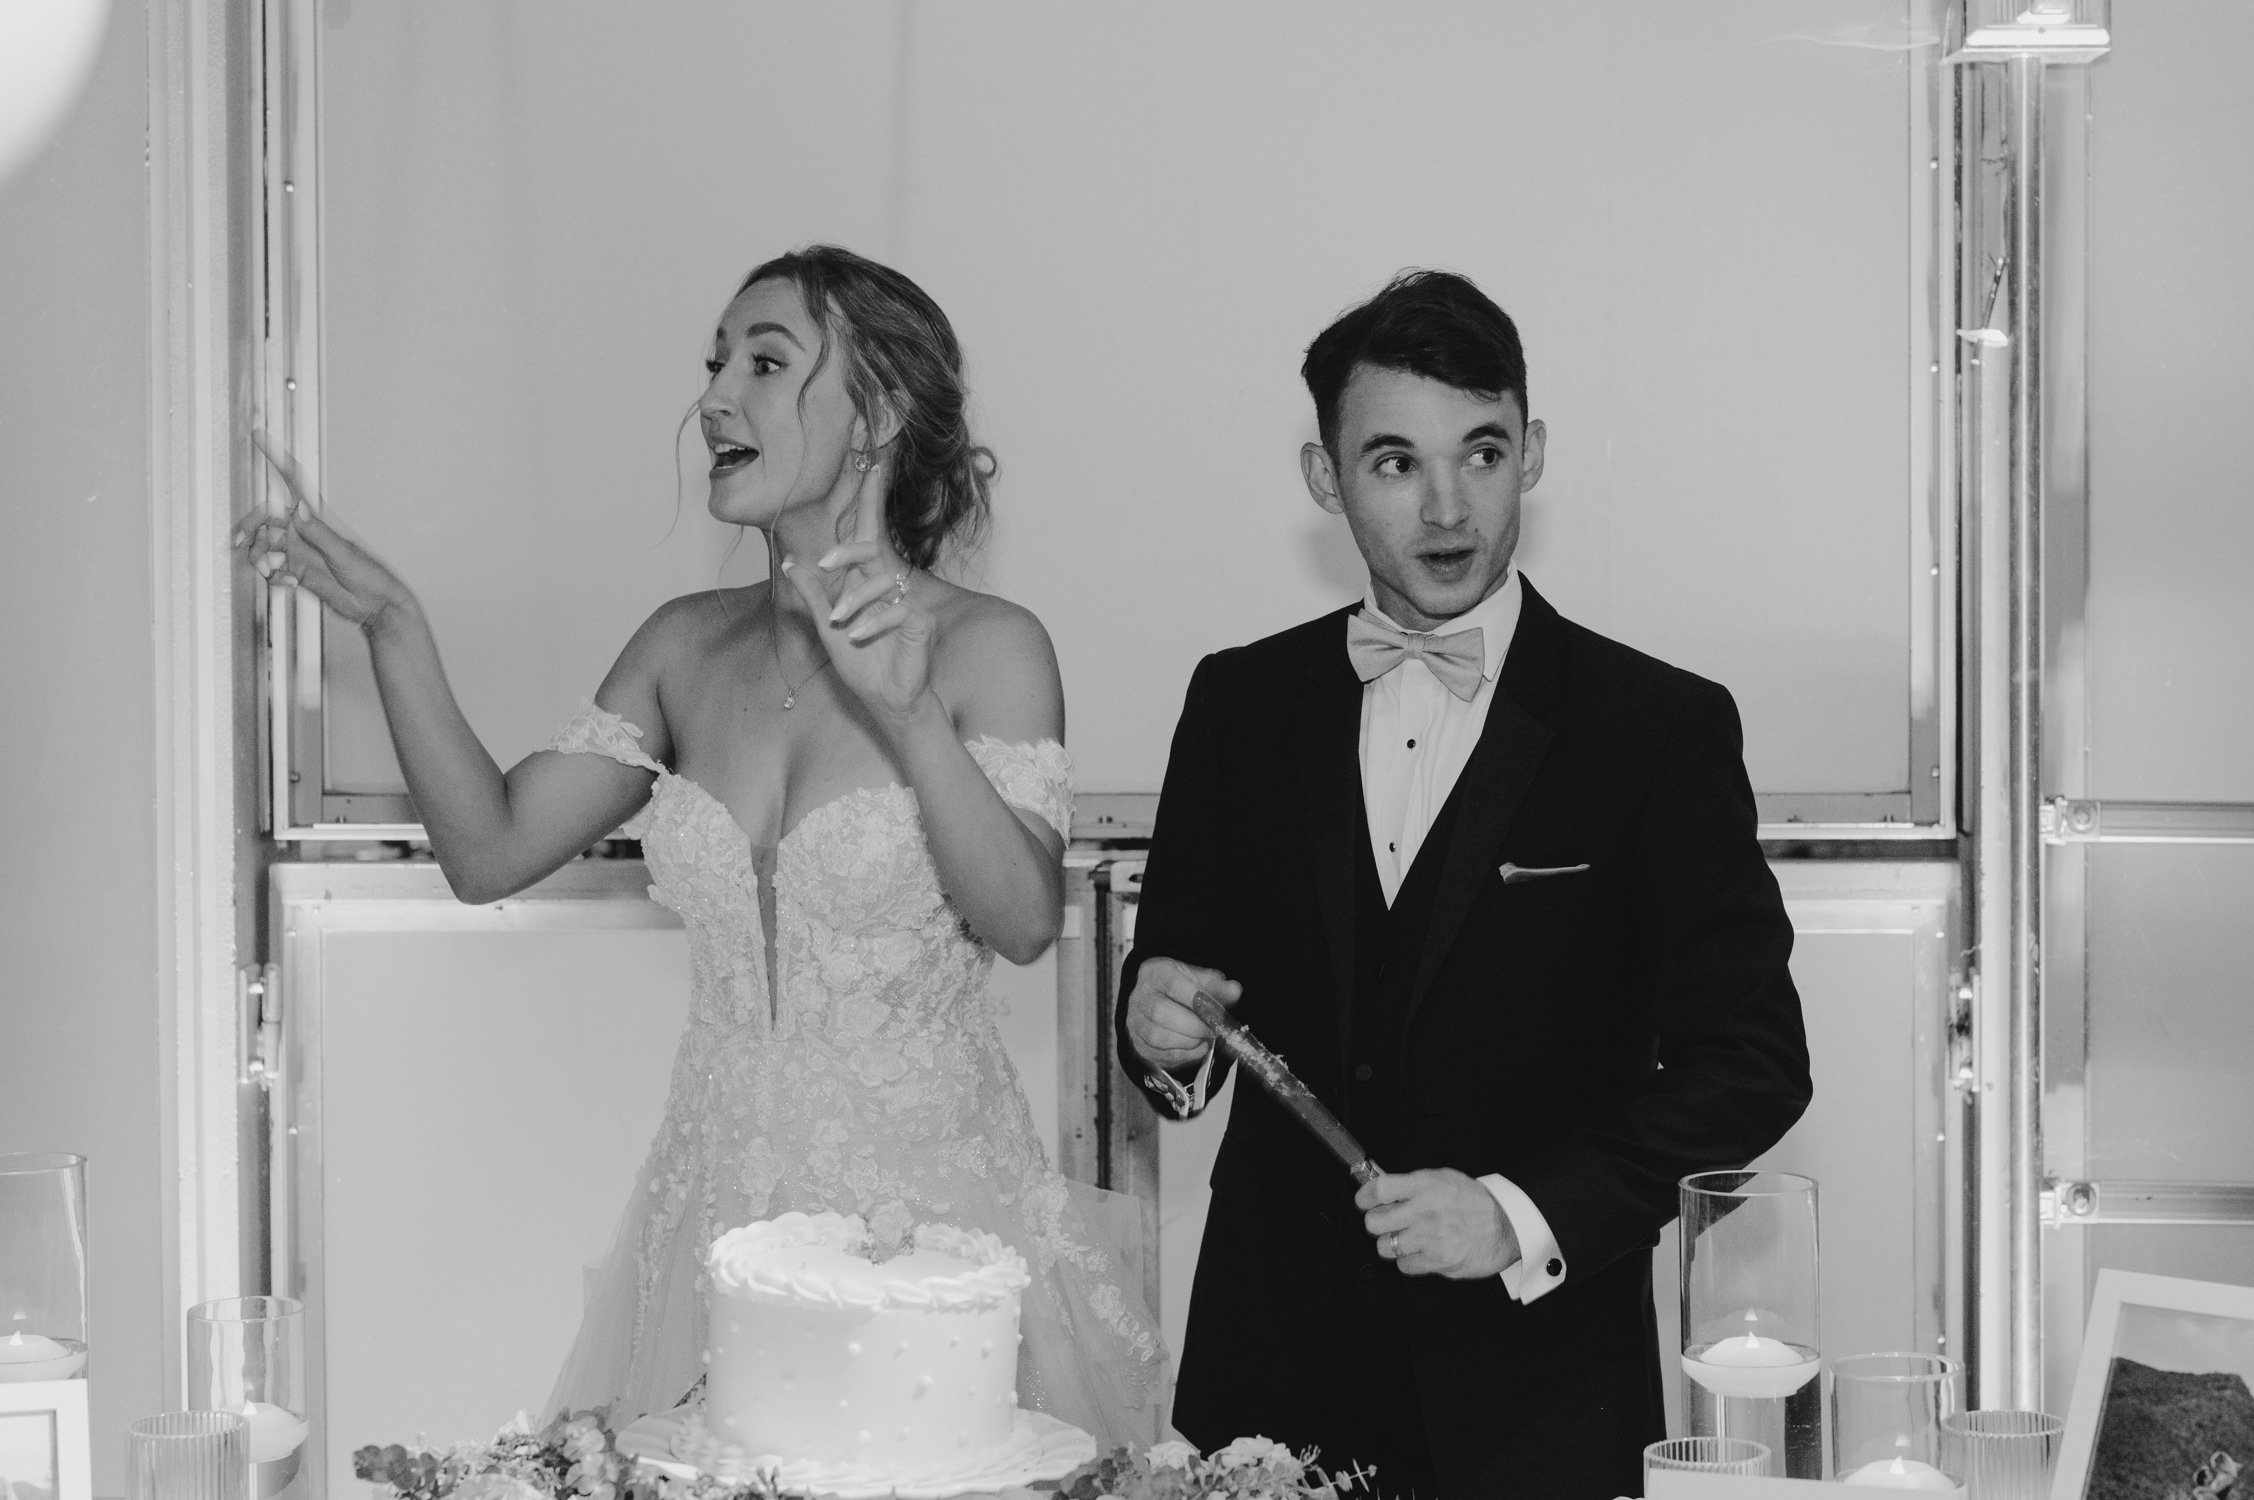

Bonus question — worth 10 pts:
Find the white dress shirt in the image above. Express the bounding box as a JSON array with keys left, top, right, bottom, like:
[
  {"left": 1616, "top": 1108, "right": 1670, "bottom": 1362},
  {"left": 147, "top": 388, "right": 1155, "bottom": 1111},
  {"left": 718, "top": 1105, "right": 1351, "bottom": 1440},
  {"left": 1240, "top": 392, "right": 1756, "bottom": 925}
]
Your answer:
[{"left": 1152, "top": 569, "right": 1567, "bottom": 1304}]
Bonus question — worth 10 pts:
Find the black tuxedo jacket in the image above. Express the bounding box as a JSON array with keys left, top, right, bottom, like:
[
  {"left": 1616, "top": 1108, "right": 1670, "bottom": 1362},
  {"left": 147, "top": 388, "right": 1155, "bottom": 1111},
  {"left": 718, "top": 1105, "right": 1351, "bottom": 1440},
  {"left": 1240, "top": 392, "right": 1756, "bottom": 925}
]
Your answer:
[{"left": 1116, "top": 579, "right": 1811, "bottom": 1496}]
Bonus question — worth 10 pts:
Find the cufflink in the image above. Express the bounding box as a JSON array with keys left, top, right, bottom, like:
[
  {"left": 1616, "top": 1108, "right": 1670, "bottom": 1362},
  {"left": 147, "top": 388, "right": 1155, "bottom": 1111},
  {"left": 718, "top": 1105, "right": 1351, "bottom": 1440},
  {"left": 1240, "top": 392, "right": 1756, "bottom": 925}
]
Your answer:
[{"left": 1546, "top": 1257, "right": 1564, "bottom": 1278}]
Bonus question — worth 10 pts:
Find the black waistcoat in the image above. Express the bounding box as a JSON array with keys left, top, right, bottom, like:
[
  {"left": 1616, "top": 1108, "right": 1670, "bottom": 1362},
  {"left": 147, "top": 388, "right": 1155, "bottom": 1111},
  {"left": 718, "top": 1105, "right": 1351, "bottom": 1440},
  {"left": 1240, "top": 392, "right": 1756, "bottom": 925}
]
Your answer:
[
  {"left": 1313, "top": 770, "right": 1479, "bottom": 1495},
  {"left": 1341, "top": 766, "right": 1474, "bottom": 1163}
]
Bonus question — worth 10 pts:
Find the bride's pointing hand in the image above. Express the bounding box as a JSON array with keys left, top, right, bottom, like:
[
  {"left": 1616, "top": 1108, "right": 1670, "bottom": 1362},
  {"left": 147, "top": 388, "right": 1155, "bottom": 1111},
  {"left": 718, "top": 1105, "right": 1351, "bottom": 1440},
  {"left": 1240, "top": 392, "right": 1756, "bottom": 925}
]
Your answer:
[
  {"left": 782, "top": 453, "right": 938, "bottom": 727},
  {"left": 238, "top": 431, "right": 418, "bottom": 636}
]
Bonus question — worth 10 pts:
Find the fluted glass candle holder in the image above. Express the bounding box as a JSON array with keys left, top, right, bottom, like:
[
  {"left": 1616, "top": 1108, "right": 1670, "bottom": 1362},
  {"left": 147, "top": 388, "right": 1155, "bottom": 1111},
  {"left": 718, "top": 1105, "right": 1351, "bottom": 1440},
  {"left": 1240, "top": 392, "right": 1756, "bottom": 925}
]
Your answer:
[
  {"left": 128, "top": 1411, "right": 248, "bottom": 1500},
  {"left": 187, "top": 1297, "right": 308, "bottom": 1495},
  {"left": 1832, "top": 1353, "right": 1963, "bottom": 1494},
  {"left": 1647, "top": 1437, "right": 1772, "bottom": 1479},
  {"left": 0, "top": 1152, "right": 89, "bottom": 1382},
  {"left": 1679, "top": 1170, "right": 1822, "bottom": 1477},
  {"left": 1941, "top": 1410, "right": 2062, "bottom": 1500}
]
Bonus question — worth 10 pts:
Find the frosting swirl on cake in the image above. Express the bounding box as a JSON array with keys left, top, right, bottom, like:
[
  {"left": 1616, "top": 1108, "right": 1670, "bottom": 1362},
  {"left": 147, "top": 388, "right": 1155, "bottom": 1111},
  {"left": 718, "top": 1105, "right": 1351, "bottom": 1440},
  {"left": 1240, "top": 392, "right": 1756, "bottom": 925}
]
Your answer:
[{"left": 707, "top": 1210, "right": 1030, "bottom": 1310}]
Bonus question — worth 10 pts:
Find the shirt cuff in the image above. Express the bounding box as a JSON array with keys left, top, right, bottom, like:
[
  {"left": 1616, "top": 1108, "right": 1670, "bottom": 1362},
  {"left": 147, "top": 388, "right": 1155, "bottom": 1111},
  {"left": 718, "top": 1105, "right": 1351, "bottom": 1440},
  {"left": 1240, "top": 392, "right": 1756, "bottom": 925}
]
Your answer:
[
  {"left": 1146, "top": 1048, "right": 1216, "bottom": 1118},
  {"left": 1481, "top": 1173, "right": 1567, "bottom": 1304}
]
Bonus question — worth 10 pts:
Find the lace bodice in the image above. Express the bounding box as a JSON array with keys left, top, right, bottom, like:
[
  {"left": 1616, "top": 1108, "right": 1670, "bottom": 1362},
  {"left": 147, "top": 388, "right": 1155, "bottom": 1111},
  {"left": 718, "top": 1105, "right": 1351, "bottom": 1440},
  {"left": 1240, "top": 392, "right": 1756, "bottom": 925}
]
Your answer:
[{"left": 544, "top": 703, "right": 1162, "bottom": 1431}]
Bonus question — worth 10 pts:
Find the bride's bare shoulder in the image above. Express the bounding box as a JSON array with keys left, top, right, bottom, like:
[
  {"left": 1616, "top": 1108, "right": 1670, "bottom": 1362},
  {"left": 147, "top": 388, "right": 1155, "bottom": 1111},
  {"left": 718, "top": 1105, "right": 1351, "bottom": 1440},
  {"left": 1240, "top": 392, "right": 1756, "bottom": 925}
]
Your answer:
[
  {"left": 630, "top": 586, "right": 764, "bottom": 658},
  {"left": 930, "top": 584, "right": 1062, "bottom": 725},
  {"left": 932, "top": 584, "right": 1056, "bottom": 667}
]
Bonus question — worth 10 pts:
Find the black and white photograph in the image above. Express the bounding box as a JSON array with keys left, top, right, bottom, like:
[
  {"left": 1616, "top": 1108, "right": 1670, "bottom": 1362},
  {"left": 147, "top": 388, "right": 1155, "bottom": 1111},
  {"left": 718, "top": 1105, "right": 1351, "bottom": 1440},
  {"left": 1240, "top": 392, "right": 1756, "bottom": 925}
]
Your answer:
[
  {"left": 2, "top": 2, "right": 2250, "bottom": 1498},
  {"left": 0, "top": 1383, "right": 89, "bottom": 1500},
  {"left": 2057, "top": 1273, "right": 2254, "bottom": 1500},
  {"left": 0, "top": 1412, "right": 56, "bottom": 1500}
]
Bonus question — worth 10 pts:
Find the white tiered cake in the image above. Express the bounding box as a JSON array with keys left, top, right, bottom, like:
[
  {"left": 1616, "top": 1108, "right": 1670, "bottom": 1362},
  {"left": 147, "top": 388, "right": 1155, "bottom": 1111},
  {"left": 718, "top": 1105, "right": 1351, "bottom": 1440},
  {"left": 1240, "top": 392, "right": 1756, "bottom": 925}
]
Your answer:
[
  {"left": 630, "top": 1211, "right": 1093, "bottom": 1496},
  {"left": 704, "top": 1212, "right": 1027, "bottom": 1464}
]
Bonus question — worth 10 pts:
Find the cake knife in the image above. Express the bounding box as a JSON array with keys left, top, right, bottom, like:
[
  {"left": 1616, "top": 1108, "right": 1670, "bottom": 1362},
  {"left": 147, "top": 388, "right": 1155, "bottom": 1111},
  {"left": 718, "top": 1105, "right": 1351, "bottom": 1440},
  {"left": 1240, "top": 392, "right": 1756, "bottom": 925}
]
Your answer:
[{"left": 1185, "top": 990, "right": 1384, "bottom": 1186}]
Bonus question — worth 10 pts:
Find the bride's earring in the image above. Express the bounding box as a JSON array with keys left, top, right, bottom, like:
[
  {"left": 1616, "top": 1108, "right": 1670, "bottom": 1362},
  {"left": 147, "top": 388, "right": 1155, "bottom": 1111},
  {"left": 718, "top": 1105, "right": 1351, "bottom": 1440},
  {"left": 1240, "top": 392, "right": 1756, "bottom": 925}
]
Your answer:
[{"left": 850, "top": 451, "right": 874, "bottom": 473}]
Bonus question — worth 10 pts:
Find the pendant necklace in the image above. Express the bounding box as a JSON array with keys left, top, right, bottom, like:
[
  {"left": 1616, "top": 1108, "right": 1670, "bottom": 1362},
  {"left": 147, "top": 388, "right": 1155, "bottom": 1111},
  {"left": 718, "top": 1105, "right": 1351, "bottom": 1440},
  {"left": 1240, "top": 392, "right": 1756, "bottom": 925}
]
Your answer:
[{"left": 769, "top": 589, "right": 832, "bottom": 710}]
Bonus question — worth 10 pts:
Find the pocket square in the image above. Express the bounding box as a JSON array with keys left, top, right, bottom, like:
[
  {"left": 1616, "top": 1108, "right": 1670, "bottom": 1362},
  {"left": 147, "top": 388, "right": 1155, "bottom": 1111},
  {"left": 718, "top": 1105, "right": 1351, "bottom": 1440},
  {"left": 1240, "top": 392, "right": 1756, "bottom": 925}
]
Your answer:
[{"left": 1498, "top": 861, "right": 1592, "bottom": 884}]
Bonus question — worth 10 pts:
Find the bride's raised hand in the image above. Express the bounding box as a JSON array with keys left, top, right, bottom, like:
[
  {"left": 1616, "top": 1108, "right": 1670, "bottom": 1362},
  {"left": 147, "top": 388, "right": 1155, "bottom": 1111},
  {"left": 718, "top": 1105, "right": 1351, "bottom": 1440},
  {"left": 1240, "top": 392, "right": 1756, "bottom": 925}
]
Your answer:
[
  {"left": 237, "top": 430, "right": 417, "bottom": 635},
  {"left": 782, "top": 452, "right": 939, "bottom": 727}
]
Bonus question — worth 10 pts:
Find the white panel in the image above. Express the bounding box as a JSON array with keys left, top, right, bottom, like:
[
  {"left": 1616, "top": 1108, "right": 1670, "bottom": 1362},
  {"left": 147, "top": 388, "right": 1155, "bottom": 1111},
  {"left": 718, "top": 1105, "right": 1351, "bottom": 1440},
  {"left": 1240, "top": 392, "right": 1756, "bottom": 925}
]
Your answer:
[
  {"left": 2086, "top": 845, "right": 2254, "bottom": 1183},
  {"left": 308, "top": 0, "right": 1922, "bottom": 802},
  {"left": 316, "top": 927, "right": 688, "bottom": 1492},
  {"left": 1652, "top": 923, "right": 1937, "bottom": 1435},
  {"left": 0, "top": 0, "right": 169, "bottom": 1485}
]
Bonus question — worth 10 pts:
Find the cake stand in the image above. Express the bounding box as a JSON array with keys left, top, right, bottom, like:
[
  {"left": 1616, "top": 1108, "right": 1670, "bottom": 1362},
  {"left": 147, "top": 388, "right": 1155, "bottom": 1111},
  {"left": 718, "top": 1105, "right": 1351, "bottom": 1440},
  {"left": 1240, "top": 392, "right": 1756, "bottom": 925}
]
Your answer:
[{"left": 617, "top": 1407, "right": 1096, "bottom": 1500}]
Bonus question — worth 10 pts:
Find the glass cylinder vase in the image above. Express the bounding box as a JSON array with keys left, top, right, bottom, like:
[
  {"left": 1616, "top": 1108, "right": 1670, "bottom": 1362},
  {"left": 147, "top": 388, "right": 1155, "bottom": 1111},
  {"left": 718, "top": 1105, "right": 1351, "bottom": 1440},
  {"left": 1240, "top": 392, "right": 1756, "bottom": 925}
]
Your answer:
[
  {"left": 0, "top": 1152, "right": 89, "bottom": 1382},
  {"left": 187, "top": 1297, "right": 308, "bottom": 1496},
  {"left": 1832, "top": 1353, "right": 1964, "bottom": 1494},
  {"left": 1679, "top": 1170, "right": 1821, "bottom": 1477}
]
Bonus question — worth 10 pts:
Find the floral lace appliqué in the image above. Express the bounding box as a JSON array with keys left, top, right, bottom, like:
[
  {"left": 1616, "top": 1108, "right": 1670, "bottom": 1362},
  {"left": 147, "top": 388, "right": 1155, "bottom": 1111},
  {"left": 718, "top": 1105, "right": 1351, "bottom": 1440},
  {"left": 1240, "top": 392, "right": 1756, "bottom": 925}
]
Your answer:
[
  {"left": 967, "top": 735, "right": 1074, "bottom": 840},
  {"left": 548, "top": 701, "right": 662, "bottom": 838}
]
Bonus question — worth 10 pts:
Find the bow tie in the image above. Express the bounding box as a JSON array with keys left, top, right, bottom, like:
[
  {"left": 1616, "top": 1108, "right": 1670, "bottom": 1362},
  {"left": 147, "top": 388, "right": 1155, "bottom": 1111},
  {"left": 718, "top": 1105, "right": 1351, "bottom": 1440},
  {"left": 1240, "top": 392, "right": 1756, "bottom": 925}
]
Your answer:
[{"left": 1345, "top": 613, "right": 1486, "bottom": 701}]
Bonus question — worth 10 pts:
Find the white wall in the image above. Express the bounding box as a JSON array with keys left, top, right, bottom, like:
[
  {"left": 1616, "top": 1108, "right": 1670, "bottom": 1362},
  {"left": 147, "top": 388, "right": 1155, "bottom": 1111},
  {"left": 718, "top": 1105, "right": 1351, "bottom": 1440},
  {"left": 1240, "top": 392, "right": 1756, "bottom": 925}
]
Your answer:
[{"left": 0, "top": 0, "right": 167, "bottom": 1488}]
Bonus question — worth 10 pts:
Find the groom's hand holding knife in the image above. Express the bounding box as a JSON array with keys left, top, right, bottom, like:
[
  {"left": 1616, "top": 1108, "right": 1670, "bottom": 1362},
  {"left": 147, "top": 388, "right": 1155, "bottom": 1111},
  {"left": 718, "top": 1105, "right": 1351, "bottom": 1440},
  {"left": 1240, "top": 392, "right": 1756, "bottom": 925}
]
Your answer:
[
  {"left": 1126, "top": 956, "right": 1519, "bottom": 1281},
  {"left": 1123, "top": 956, "right": 1242, "bottom": 1075}
]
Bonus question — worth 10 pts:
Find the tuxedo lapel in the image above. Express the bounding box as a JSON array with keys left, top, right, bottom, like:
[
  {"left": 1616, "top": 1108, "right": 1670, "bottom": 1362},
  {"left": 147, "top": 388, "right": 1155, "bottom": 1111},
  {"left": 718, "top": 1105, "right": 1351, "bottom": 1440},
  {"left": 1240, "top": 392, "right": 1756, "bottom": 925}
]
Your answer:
[
  {"left": 1405, "top": 580, "right": 1568, "bottom": 1028},
  {"left": 1291, "top": 609, "right": 1367, "bottom": 1061}
]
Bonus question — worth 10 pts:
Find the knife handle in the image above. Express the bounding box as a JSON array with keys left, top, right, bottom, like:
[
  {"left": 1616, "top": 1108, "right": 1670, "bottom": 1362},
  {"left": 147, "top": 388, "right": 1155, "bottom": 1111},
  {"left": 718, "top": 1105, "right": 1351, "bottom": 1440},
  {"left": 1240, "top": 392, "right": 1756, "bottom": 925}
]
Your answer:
[
  {"left": 1187, "top": 990, "right": 1387, "bottom": 1187},
  {"left": 1183, "top": 988, "right": 1243, "bottom": 1050}
]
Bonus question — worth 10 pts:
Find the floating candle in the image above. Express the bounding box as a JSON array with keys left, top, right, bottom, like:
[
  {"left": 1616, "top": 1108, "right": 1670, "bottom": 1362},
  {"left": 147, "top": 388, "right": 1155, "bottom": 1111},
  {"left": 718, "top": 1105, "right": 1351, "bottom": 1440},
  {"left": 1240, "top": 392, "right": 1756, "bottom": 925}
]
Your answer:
[
  {"left": 1700, "top": 1332, "right": 1804, "bottom": 1367},
  {"left": 234, "top": 1401, "right": 311, "bottom": 1464},
  {"left": 1841, "top": 1456, "right": 1964, "bottom": 1493},
  {"left": 0, "top": 1332, "right": 67, "bottom": 1363},
  {"left": 0, "top": 1331, "right": 88, "bottom": 1382},
  {"left": 1678, "top": 1332, "right": 1821, "bottom": 1400}
]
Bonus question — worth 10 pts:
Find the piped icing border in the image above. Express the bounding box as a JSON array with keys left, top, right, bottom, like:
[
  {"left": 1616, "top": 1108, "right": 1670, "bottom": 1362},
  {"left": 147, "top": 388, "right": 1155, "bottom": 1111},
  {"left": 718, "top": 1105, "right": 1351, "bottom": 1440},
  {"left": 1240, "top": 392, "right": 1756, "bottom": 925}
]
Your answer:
[
  {"left": 648, "top": 1407, "right": 1093, "bottom": 1493},
  {"left": 708, "top": 1211, "right": 1031, "bottom": 1310}
]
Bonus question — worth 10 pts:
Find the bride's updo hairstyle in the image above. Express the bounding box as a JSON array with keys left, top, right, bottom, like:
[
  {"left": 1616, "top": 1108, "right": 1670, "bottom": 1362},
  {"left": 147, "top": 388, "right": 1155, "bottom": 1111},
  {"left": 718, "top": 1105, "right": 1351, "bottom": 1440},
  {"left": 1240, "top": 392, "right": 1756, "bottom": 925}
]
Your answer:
[{"left": 738, "top": 245, "right": 995, "bottom": 571}]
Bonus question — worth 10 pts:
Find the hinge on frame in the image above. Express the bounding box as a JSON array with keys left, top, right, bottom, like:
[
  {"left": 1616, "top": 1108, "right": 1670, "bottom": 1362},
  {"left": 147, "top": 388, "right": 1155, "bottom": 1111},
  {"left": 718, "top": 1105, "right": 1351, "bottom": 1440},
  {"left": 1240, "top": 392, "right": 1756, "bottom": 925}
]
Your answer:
[
  {"left": 2040, "top": 796, "right": 2101, "bottom": 845},
  {"left": 2042, "top": 1179, "right": 2100, "bottom": 1226},
  {"left": 1946, "top": 971, "right": 1978, "bottom": 1094},
  {"left": 238, "top": 962, "right": 280, "bottom": 1088}
]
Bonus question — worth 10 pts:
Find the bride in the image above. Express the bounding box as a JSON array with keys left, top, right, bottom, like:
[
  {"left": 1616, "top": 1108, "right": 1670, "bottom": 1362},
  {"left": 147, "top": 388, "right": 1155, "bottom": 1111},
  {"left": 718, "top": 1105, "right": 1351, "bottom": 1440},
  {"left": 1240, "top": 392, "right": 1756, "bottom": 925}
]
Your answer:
[{"left": 240, "top": 245, "right": 1168, "bottom": 1446}]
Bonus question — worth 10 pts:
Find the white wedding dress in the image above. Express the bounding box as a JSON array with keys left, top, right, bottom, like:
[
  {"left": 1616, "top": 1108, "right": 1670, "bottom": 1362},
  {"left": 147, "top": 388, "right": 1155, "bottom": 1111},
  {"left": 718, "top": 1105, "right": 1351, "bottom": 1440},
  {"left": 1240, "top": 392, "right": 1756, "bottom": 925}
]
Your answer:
[{"left": 540, "top": 703, "right": 1168, "bottom": 1449}]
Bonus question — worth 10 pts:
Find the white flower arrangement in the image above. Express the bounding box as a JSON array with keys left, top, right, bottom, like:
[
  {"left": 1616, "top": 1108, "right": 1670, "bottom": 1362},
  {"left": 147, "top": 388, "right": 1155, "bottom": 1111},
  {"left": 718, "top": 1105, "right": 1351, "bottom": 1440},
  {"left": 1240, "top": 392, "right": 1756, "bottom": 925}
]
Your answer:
[{"left": 360, "top": 1414, "right": 1372, "bottom": 1500}]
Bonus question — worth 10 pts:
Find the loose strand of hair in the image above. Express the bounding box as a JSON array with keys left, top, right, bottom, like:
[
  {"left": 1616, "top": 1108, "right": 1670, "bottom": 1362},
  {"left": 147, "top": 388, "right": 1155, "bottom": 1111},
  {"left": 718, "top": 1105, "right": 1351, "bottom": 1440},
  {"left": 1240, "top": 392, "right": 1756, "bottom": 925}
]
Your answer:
[{"left": 665, "top": 396, "right": 697, "bottom": 545}]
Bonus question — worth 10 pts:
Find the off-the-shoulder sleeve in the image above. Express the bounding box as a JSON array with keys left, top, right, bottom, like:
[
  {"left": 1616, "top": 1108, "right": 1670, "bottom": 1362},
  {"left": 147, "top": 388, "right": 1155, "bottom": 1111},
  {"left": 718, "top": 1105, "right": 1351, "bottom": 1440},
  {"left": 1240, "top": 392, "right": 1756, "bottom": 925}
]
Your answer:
[
  {"left": 965, "top": 736, "right": 1074, "bottom": 841},
  {"left": 550, "top": 700, "right": 665, "bottom": 774},
  {"left": 550, "top": 701, "right": 661, "bottom": 839}
]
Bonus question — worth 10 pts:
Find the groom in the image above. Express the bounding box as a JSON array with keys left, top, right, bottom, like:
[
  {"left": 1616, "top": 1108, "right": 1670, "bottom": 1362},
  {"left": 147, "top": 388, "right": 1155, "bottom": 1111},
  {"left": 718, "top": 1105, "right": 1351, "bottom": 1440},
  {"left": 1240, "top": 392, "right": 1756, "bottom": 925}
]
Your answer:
[{"left": 1118, "top": 271, "right": 1812, "bottom": 1498}]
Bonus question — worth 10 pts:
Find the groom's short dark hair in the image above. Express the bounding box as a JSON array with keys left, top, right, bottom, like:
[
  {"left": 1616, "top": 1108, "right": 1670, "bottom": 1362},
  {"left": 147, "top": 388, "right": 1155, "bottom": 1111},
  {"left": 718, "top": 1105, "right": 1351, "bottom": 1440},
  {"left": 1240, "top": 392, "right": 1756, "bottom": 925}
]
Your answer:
[{"left": 1301, "top": 270, "right": 1529, "bottom": 455}]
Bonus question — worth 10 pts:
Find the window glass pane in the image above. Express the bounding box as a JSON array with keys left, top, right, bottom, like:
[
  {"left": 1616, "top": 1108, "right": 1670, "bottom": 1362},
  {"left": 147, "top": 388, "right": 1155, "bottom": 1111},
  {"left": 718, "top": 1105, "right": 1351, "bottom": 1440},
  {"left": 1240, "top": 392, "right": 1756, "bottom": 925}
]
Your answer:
[
  {"left": 2085, "top": 4, "right": 2254, "bottom": 801},
  {"left": 309, "top": 0, "right": 1920, "bottom": 800}
]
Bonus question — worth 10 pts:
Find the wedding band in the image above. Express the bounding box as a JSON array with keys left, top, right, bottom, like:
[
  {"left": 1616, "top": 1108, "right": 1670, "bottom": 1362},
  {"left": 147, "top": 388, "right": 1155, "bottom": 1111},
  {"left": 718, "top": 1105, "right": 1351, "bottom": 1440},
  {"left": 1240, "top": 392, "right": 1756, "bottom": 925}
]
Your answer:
[
  {"left": 890, "top": 571, "right": 909, "bottom": 606},
  {"left": 1387, "top": 1231, "right": 1400, "bottom": 1258}
]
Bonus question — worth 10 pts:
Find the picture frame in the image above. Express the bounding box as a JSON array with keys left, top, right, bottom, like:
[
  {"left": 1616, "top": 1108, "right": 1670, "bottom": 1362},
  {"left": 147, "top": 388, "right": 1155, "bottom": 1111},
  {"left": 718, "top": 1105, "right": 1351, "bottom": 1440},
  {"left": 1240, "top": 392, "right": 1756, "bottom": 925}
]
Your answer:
[
  {"left": 2054, "top": 1270, "right": 2254, "bottom": 1500},
  {"left": 0, "top": 1379, "right": 91, "bottom": 1500}
]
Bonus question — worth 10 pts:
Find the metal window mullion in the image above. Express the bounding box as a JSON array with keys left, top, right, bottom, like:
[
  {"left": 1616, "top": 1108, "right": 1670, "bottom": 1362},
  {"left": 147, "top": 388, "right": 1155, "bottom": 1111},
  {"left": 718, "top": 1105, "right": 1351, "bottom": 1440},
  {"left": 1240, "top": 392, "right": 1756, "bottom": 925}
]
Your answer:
[
  {"left": 258, "top": 0, "right": 327, "bottom": 840},
  {"left": 2004, "top": 52, "right": 2047, "bottom": 1417},
  {"left": 1960, "top": 50, "right": 2049, "bottom": 1415}
]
